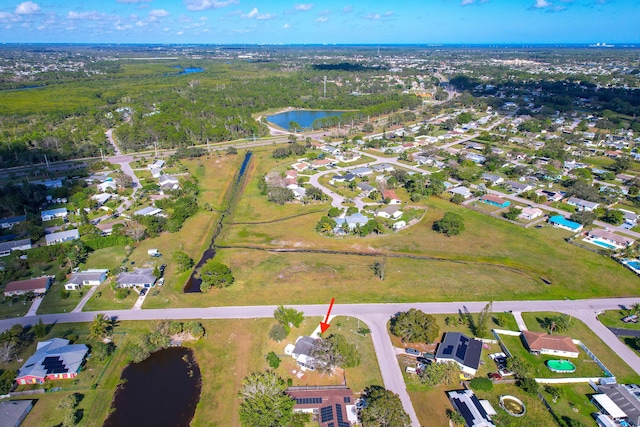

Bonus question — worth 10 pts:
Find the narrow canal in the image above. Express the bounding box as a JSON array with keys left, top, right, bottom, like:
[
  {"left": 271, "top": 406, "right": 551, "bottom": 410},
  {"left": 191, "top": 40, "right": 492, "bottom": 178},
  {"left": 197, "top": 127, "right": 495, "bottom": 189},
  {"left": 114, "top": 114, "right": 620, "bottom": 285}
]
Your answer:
[{"left": 183, "top": 151, "right": 252, "bottom": 292}]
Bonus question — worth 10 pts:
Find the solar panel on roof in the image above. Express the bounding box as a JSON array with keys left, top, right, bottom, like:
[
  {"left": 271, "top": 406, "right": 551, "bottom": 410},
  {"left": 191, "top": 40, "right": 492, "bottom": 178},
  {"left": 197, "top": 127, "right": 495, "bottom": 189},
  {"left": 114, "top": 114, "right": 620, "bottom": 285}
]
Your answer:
[
  {"left": 294, "top": 397, "right": 322, "bottom": 405},
  {"left": 42, "top": 356, "right": 68, "bottom": 374},
  {"left": 443, "top": 345, "right": 454, "bottom": 355},
  {"left": 320, "top": 406, "right": 334, "bottom": 422},
  {"left": 453, "top": 399, "right": 474, "bottom": 426}
]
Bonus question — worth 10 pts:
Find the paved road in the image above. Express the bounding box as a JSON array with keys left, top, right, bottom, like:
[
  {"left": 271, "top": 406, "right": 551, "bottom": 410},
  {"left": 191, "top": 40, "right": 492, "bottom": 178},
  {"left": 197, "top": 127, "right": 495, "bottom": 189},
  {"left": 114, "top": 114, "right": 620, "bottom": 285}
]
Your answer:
[
  {"left": 3, "top": 297, "right": 640, "bottom": 426},
  {"left": 607, "top": 327, "right": 640, "bottom": 338}
]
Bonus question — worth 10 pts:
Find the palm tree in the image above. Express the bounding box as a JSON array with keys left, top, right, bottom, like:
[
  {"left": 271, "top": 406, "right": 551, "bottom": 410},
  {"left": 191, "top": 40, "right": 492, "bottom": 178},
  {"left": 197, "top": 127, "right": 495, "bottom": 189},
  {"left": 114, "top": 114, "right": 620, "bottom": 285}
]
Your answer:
[
  {"left": 90, "top": 313, "right": 112, "bottom": 341},
  {"left": 631, "top": 303, "right": 640, "bottom": 316}
]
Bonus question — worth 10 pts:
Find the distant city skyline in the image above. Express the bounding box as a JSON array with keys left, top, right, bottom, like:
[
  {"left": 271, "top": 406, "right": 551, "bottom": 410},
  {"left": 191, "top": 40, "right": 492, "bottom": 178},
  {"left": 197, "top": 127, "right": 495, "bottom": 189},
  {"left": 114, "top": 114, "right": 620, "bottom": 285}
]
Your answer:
[{"left": 0, "top": 0, "right": 638, "bottom": 45}]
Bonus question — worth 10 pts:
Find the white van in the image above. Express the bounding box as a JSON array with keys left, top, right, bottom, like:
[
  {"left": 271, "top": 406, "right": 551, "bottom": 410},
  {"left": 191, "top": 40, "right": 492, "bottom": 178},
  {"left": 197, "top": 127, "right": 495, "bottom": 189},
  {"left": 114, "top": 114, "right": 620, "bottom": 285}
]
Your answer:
[
  {"left": 405, "top": 367, "right": 417, "bottom": 374},
  {"left": 147, "top": 248, "right": 159, "bottom": 256}
]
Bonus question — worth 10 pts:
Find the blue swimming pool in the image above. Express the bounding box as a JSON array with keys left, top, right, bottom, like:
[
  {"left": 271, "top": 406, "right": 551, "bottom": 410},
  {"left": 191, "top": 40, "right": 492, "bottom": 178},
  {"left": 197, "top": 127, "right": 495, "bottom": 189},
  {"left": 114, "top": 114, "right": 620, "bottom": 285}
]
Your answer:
[
  {"left": 627, "top": 261, "right": 640, "bottom": 270},
  {"left": 590, "top": 240, "right": 617, "bottom": 250}
]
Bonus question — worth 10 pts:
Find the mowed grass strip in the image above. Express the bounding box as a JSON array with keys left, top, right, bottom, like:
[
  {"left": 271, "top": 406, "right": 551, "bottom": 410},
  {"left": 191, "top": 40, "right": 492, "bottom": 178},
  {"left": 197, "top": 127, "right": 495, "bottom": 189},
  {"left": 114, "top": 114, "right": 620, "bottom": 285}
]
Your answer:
[{"left": 522, "top": 312, "right": 640, "bottom": 383}]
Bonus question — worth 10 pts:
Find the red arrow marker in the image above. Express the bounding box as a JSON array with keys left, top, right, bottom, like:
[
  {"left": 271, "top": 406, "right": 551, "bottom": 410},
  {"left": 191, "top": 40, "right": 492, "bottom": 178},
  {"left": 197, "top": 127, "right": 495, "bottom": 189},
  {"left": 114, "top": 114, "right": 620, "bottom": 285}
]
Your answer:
[{"left": 319, "top": 298, "right": 335, "bottom": 334}]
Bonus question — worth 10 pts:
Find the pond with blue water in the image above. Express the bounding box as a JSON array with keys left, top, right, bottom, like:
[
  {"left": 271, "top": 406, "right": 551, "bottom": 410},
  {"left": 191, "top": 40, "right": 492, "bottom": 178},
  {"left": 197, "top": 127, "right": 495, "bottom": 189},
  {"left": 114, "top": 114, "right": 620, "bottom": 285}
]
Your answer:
[{"left": 267, "top": 109, "right": 345, "bottom": 129}]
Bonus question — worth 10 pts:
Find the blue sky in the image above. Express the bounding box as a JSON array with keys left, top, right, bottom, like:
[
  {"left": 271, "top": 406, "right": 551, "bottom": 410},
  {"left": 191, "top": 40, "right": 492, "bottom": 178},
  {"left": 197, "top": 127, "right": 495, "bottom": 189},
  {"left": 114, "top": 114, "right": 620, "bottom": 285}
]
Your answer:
[{"left": 0, "top": 0, "right": 637, "bottom": 44}]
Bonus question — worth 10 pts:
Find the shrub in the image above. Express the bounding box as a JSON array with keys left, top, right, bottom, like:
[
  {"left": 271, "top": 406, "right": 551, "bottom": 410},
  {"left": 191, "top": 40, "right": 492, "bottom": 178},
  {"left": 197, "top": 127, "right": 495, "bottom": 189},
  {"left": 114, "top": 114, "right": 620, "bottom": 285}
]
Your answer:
[
  {"left": 269, "top": 324, "right": 288, "bottom": 342},
  {"left": 469, "top": 377, "right": 493, "bottom": 391},
  {"left": 518, "top": 377, "right": 539, "bottom": 394},
  {"left": 115, "top": 287, "right": 130, "bottom": 300},
  {"left": 266, "top": 351, "right": 281, "bottom": 369}
]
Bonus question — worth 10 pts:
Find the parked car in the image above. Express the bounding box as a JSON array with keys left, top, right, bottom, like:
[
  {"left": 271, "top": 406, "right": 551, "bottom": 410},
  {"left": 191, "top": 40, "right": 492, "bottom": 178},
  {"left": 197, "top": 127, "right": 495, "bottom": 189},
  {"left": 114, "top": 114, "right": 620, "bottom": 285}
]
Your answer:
[
  {"left": 140, "top": 288, "right": 147, "bottom": 296},
  {"left": 405, "top": 348, "right": 420, "bottom": 356},
  {"left": 489, "top": 373, "right": 503, "bottom": 380},
  {"left": 417, "top": 357, "right": 432, "bottom": 365},
  {"left": 405, "top": 366, "right": 417, "bottom": 374},
  {"left": 159, "top": 264, "right": 167, "bottom": 273}
]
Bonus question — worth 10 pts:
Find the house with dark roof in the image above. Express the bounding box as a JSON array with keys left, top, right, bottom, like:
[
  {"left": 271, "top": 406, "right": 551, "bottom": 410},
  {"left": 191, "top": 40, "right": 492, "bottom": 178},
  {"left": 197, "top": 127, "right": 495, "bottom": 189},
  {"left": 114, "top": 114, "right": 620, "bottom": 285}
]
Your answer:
[
  {"left": 521, "top": 330, "right": 579, "bottom": 358},
  {"left": 116, "top": 268, "right": 157, "bottom": 289},
  {"left": 0, "top": 400, "right": 34, "bottom": 427},
  {"left": 435, "top": 332, "right": 483, "bottom": 376},
  {"left": 287, "top": 386, "right": 358, "bottom": 427},
  {"left": 447, "top": 389, "right": 496, "bottom": 427},
  {"left": 0, "top": 215, "right": 26, "bottom": 230},
  {"left": 3, "top": 277, "right": 52, "bottom": 297},
  {"left": 0, "top": 238, "right": 32, "bottom": 257},
  {"left": 595, "top": 383, "right": 640, "bottom": 426},
  {"left": 284, "top": 336, "right": 318, "bottom": 371},
  {"left": 16, "top": 338, "right": 89, "bottom": 385}
]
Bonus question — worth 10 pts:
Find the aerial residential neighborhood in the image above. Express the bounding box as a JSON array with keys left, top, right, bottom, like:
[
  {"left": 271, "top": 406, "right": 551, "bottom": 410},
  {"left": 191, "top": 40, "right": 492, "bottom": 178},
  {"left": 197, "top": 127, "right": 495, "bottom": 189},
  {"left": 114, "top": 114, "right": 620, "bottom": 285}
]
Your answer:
[{"left": 2, "top": 5, "right": 640, "bottom": 426}]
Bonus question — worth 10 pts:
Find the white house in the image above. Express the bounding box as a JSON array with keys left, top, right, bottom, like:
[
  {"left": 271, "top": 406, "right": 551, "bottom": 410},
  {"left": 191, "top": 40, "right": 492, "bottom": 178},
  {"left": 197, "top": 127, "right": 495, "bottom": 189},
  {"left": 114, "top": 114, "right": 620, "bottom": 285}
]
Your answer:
[
  {"left": 45, "top": 229, "right": 79, "bottom": 246},
  {"left": 449, "top": 186, "right": 473, "bottom": 199},
  {"left": 519, "top": 207, "right": 543, "bottom": 220},
  {"left": 522, "top": 330, "right": 579, "bottom": 358},
  {"left": 116, "top": 268, "right": 157, "bottom": 289},
  {"left": 65, "top": 269, "right": 109, "bottom": 290},
  {"left": 567, "top": 197, "right": 599, "bottom": 212},
  {"left": 91, "top": 193, "right": 112, "bottom": 207},
  {"left": 284, "top": 336, "right": 317, "bottom": 371},
  {"left": 40, "top": 208, "right": 68, "bottom": 222},
  {"left": 0, "top": 239, "right": 32, "bottom": 257},
  {"left": 97, "top": 180, "right": 117, "bottom": 192},
  {"left": 377, "top": 205, "right": 403, "bottom": 219},
  {"left": 134, "top": 206, "right": 163, "bottom": 217}
]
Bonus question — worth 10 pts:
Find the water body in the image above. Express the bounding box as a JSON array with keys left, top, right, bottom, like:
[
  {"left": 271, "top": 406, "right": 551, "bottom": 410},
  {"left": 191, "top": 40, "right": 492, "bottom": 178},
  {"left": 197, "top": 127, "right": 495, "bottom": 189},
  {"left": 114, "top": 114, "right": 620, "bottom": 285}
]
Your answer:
[
  {"left": 167, "top": 67, "right": 204, "bottom": 76},
  {"left": 267, "top": 109, "right": 345, "bottom": 129},
  {"left": 184, "top": 151, "right": 253, "bottom": 292},
  {"left": 103, "top": 347, "right": 201, "bottom": 427}
]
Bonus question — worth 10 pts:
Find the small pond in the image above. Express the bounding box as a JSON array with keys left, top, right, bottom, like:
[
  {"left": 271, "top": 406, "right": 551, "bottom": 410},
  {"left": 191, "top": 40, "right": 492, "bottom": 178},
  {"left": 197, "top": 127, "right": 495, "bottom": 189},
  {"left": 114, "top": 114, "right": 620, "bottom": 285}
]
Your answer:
[
  {"left": 267, "top": 109, "right": 345, "bottom": 130},
  {"left": 167, "top": 67, "right": 204, "bottom": 76},
  {"left": 103, "top": 347, "right": 201, "bottom": 427}
]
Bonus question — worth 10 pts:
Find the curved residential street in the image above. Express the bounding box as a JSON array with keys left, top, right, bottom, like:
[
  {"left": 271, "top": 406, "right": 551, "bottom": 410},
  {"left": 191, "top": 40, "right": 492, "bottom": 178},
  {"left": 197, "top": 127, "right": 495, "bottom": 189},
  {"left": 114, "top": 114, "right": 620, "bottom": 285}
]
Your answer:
[{"left": 2, "top": 297, "right": 640, "bottom": 426}]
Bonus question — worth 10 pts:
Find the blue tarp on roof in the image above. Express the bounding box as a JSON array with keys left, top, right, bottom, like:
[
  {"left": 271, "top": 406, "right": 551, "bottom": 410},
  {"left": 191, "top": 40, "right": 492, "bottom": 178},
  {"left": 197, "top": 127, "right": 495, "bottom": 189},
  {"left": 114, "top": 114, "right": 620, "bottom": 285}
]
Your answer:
[{"left": 549, "top": 215, "right": 582, "bottom": 230}]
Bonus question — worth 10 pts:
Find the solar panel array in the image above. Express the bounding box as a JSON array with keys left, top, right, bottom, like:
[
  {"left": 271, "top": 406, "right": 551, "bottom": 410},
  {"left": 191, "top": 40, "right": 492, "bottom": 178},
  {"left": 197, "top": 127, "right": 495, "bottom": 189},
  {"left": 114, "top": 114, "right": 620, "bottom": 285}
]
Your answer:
[
  {"left": 456, "top": 336, "right": 469, "bottom": 361},
  {"left": 42, "top": 356, "right": 68, "bottom": 374},
  {"left": 320, "top": 406, "right": 334, "bottom": 423},
  {"left": 295, "top": 397, "right": 323, "bottom": 405},
  {"left": 335, "top": 404, "right": 350, "bottom": 427}
]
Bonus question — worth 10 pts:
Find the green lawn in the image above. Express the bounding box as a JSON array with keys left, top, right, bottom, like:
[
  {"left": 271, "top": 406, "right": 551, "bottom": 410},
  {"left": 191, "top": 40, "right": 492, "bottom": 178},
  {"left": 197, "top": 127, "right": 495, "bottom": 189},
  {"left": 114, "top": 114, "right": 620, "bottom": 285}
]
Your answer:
[
  {"left": 37, "top": 283, "right": 85, "bottom": 315},
  {"left": 79, "top": 246, "right": 128, "bottom": 272},
  {"left": 598, "top": 308, "right": 640, "bottom": 331},
  {"left": 541, "top": 383, "right": 597, "bottom": 427},
  {"left": 81, "top": 280, "right": 138, "bottom": 312},
  {"left": 0, "top": 295, "right": 31, "bottom": 319},
  {"left": 522, "top": 312, "right": 640, "bottom": 383}
]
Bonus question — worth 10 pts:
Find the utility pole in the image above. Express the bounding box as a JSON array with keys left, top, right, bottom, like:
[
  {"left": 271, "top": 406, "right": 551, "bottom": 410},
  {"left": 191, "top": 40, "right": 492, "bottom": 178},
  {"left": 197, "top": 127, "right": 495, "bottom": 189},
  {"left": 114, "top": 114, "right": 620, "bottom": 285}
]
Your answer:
[
  {"left": 323, "top": 76, "right": 327, "bottom": 97},
  {"left": 44, "top": 154, "right": 50, "bottom": 169}
]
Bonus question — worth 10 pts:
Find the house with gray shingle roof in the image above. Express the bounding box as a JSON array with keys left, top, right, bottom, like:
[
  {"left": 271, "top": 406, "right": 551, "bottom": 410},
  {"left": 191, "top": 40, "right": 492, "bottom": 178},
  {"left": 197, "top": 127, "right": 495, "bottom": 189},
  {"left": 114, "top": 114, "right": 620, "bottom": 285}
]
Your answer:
[{"left": 116, "top": 268, "right": 157, "bottom": 289}]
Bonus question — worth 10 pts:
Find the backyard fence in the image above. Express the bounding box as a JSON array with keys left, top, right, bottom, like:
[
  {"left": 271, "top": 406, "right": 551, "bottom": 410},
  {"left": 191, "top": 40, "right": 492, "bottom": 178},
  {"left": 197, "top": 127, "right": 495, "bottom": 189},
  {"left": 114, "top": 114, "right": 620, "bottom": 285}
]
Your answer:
[{"left": 575, "top": 340, "right": 614, "bottom": 379}]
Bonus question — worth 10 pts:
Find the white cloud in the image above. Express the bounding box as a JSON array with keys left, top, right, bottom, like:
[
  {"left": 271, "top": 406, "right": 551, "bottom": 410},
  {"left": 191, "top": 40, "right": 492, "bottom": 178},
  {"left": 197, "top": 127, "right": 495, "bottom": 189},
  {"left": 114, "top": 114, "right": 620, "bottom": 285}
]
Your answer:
[
  {"left": 257, "top": 12, "right": 276, "bottom": 20},
  {"left": 462, "top": 0, "right": 475, "bottom": 5},
  {"left": 283, "top": 23, "right": 290, "bottom": 28},
  {"left": 15, "top": 1, "right": 40, "bottom": 15},
  {"left": 242, "top": 8, "right": 258, "bottom": 18},
  {"left": 533, "top": 0, "right": 552, "bottom": 7},
  {"left": 343, "top": 5, "right": 353, "bottom": 13},
  {"left": 67, "top": 11, "right": 109, "bottom": 20},
  {"left": 149, "top": 9, "right": 169, "bottom": 18},
  {"left": 365, "top": 13, "right": 381, "bottom": 20},
  {"left": 294, "top": 3, "right": 313, "bottom": 11},
  {"left": 176, "top": 30, "right": 184, "bottom": 35},
  {"left": 0, "top": 12, "right": 14, "bottom": 20},
  {"left": 117, "top": 0, "right": 152, "bottom": 3},
  {"left": 184, "top": 0, "right": 238, "bottom": 12},
  {"left": 315, "top": 16, "right": 328, "bottom": 22},
  {"left": 384, "top": 11, "right": 393, "bottom": 16}
]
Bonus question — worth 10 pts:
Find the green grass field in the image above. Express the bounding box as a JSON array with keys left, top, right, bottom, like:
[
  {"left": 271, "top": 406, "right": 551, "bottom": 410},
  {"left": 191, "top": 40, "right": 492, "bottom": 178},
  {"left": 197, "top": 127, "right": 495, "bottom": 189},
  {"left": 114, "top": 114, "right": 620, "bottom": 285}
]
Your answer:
[{"left": 36, "top": 283, "right": 85, "bottom": 315}]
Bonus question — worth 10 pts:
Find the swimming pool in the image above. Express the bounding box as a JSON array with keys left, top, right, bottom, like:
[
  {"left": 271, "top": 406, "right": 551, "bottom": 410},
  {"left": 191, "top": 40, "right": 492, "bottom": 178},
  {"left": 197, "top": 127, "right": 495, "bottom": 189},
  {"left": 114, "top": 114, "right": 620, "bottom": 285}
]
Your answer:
[
  {"left": 546, "top": 359, "right": 576, "bottom": 373},
  {"left": 588, "top": 239, "right": 617, "bottom": 250},
  {"left": 627, "top": 260, "right": 640, "bottom": 270}
]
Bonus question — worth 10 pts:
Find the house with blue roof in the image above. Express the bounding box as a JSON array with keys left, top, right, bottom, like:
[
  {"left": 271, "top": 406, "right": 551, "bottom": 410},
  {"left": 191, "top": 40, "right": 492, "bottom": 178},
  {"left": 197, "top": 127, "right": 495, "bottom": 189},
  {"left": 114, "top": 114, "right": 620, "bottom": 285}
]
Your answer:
[
  {"left": 40, "top": 208, "right": 67, "bottom": 222},
  {"left": 548, "top": 215, "right": 583, "bottom": 232}
]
